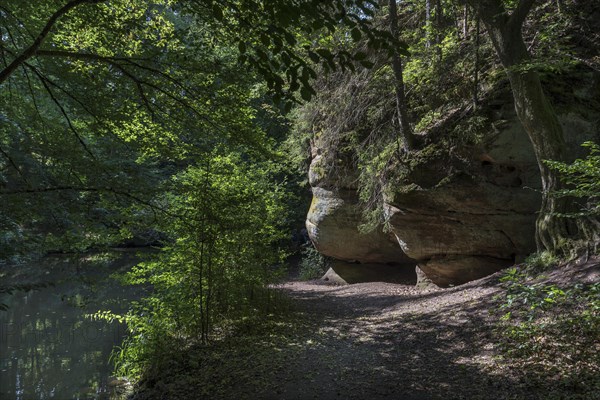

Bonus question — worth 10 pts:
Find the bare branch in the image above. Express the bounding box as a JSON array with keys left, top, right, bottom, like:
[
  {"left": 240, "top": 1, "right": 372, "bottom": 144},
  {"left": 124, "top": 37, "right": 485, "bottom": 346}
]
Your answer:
[
  {"left": 25, "top": 62, "right": 101, "bottom": 123},
  {"left": 22, "top": 62, "right": 137, "bottom": 157},
  {"left": 0, "top": 0, "right": 104, "bottom": 85},
  {"left": 22, "top": 65, "right": 50, "bottom": 137}
]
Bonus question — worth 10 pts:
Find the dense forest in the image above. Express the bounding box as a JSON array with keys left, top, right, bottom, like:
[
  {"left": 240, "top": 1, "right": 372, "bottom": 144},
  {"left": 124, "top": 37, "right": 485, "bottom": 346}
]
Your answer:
[{"left": 0, "top": 1, "right": 599, "bottom": 399}]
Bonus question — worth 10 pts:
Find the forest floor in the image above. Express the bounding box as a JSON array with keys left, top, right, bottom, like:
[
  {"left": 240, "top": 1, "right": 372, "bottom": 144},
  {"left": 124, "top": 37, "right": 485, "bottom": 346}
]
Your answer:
[{"left": 131, "top": 259, "right": 599, "bottom": 400}]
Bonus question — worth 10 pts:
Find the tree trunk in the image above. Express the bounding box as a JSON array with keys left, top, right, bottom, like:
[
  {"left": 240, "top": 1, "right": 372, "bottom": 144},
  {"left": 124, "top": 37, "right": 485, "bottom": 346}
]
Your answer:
[
  {"left": 425, "top": 0, "right": 432, "bottom": 47},
  {"left": 472, "top": 12, "right": 480, "bottom": 109},
  {"left": 463, "top": 5, "right": 468, "bottom": 39},
  {"left": 504, "top": 62, "right": 572, "bottom": 251},
  {"left": 388, "top": 0, "right": 417, "bottom": 151},
  {"left": 435, "top": 0, "right": 443, "bottom": 60},
  {"left": 470, "top": 0, "right": 575, "bottom": 251}
]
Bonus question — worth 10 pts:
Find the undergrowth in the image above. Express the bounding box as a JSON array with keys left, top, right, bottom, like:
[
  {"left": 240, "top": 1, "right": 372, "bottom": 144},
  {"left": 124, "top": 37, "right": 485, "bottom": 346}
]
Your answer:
[
  {"left": 495, "top": 253, "right": 600, "bottom": 397},
  {"left": 127, "top": 299, "right": 302, "bottom": 400},
  {"left": 298, "top": 245, "right": 330, "bottom": 280}
]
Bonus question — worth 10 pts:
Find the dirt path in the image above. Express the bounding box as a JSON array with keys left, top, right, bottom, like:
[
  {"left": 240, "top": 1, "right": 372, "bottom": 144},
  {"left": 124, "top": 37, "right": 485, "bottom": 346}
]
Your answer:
[
  {"left": 262, "top": 278, "right": 520, "bottom": 400},
  {"left": 133, "top": 263, "right": 599, "bottom": 400}
]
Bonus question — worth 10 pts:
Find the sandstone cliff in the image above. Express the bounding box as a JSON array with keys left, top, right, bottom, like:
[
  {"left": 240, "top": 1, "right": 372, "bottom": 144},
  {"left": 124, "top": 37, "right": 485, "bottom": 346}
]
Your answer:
[{"left": 306, "top": 74, "right": 600, "bottom": 286}]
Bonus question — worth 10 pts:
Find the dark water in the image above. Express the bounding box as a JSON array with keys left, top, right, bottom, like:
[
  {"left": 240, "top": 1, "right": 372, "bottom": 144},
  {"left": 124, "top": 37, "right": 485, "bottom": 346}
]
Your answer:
[{"left": 0, "top": 252, "right": 143, "bottom": 400}]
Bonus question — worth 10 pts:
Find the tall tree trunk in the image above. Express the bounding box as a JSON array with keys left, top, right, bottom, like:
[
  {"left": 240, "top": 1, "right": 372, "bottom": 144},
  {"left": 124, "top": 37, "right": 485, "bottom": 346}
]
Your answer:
[
  {"left": 435, "top": 0, "right": 443, "bottom": 60},
  {"left": 469, "top": 0, "right": 575, "bottom": 251},
  {"left": 388, "top": 0, "right": 417, "bottom": 151},
  {"left": 472, "top": 11, "right": 480, "bottom": 109},
  {"left": 463, "top": 4, "right": 468, "bottom": 39},
  {"left": 425, "top": 0, "right": 432, "bottom": 47}
]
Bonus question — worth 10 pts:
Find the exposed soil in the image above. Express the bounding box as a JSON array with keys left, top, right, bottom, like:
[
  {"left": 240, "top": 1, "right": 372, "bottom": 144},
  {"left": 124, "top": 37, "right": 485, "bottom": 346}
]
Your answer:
[
  {"left": 132, "top": 259, "right": 600, "bottom": 400},
  {"left": 264, "top": 277, "right": 509, "bottom": 400}
]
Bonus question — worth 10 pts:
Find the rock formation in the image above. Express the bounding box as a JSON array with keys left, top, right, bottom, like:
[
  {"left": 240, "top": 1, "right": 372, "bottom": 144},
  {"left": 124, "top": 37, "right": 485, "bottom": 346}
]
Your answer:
[{"left": 306, "top": 77, "right": 600, "bottom": 287}]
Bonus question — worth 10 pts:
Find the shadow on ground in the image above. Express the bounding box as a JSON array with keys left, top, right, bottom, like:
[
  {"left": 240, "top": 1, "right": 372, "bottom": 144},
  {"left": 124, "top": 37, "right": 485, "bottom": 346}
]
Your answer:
[
  {"left": 260, "top": 280, "right": 508, "bottom": 400},
  {"left": 131, "top": 271, "right": 598, "bottom": 400}
]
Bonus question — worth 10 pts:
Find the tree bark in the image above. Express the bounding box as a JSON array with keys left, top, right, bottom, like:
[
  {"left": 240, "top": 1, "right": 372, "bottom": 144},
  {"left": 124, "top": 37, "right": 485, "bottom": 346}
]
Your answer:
[
  {"left": 473, "top": 11, "right": 480, "bottom": 109},
  {"left": 469, "top": 0, "right": 575, "bottom": 251},
  {"left": 463, "top": 4, "right": 468, "bottom": 39},
  {"left": 435, "top": 0, "right": 443, "bottom": 60},
  {"left": 388, "top": 0, "right": 417, "bottom": 151},
  {"left": 425, "top": 0, "right": 432, "bottom": 47}
]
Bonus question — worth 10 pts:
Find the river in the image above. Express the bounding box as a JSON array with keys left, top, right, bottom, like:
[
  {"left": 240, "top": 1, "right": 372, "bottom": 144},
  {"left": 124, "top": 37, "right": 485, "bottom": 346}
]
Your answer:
[{"left": 0, "top": 251, "right": 144, "bottom": 400}]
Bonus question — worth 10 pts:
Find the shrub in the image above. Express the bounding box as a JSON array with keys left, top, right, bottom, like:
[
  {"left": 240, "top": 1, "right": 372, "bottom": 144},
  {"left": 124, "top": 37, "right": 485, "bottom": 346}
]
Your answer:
[
  {"left": 298, "top": 245, "right": 330, "bottom": 280},
  {"left": 496, "top": 265, "right": 600, "bottom": 396}
]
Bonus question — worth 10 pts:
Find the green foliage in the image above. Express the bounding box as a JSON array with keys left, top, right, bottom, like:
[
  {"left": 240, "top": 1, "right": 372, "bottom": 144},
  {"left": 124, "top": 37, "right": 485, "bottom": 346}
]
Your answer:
[
  {"left": 499, "top": 268, "right": 565, "bottom": 317},
  {"left": 98, "top": 151, "right": 291, "bottom": 378},
  {"left": 289, "top": 0, "right": 502, "bottom": 234},
  {"left": 204, "top": 0, "right": 405, "bottom": 107},
  {"left": 0, "top": 0, "right": 396, "bottom": 261},
  {"left": 0, "top": 0, "right": 277, "bottom": 259},
  {"left": 449, "top": 115, "right": 489, "bottom": 146},
  {"left": 414, "top": 110, "right": 442, "bottom": 133},
  {"left": 523, "top": 251, "right": 559, "bottom": 272},
  {"left": 357, "top": 141, "right": 398, "bottom": 234},
  {"left": 299, "top": 245, "right": 330, "bottom": 280},
  {"left": 527, "top": 1, "right": 581, "bottom": 76},
  {"left": 496, "top": 265, "right": 600, "bottom": 394},
  {"left": 2, "top": 0, "right": 597, "bottom": 391},
  {"left": 546, "top": 141, "right": 600, "bottom": 217},
  {"left": 2, "top": 0, "right": 389, "bottom": 384}
]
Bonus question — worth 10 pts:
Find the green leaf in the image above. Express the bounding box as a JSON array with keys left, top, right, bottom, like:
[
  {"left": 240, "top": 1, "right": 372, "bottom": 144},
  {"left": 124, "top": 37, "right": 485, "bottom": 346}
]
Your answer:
[
  {"left": 256, "top": 49, "right": 269, "bottom": 61},
  {"left": 308, "top": 51, "right": 320, "bottom": 63},
  {"left": 284, "top": 32, "right": 296, "bottom": 46},
  {"left": 260, "top": 33, "right": 270, "bottom": 47},
  {"left": 398, "top": 42, "right": 411, "bottom": 57},
  {"left": 284, "top": 101, "right": 293, "bottom": 114},
  {"left": 213, "top": 4, "right": 224, "bottom": 21},
  {"left": 360, "top": 60, "right": 375, "bottom": 69},
  {"left": 316, "top": 48, "right": 333, "bottom": 60},
  {"left": 353, "top": 51, "right": 367, "bottom": 61},
  {"left": 300, "top": 86, "right": 312, "bottom": 101}
]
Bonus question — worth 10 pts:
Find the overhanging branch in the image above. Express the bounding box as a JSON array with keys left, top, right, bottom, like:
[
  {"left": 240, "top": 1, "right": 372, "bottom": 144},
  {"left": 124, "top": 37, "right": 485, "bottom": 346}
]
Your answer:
[
  {"left": 0, "top": 0, "right": 105, "bottom": 85},
  {"left": 26, "top": 65, "right": 96, "bottom": 159}
]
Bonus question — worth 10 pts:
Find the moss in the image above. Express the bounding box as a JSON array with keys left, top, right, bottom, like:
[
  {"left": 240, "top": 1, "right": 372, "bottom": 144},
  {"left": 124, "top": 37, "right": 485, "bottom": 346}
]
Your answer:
[{"left": 307, "top": 195, "right": 318, "bottom": 215}]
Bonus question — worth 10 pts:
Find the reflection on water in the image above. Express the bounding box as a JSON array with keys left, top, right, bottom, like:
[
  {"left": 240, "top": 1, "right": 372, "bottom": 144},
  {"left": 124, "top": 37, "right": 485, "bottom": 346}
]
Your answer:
[{"left": 0, "top": 252, "right": 143, "bottom": 400}]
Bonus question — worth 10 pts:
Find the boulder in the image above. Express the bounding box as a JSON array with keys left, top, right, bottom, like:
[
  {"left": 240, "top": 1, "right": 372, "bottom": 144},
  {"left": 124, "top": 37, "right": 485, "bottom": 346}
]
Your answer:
[
  {"left": 415, "top": 265, "right": 438, "bottom": 289},
  {"left": 305, "top": 77, "right": 600, "bottom": 287},
  {"left": 306, "top": 187, "right": 412, "bottom": 264},
  {"left": 384, "top": 102, "right": 599, "bottom": 286}
]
